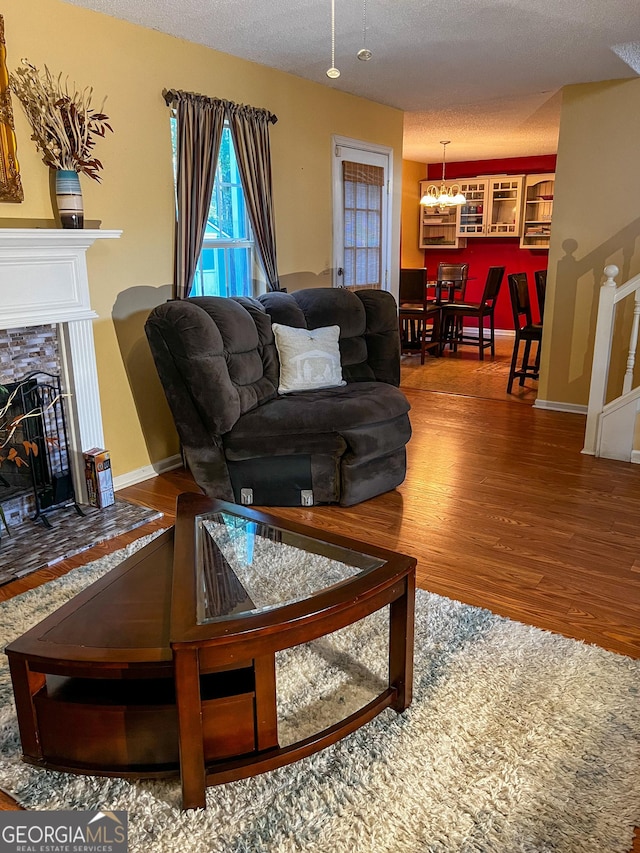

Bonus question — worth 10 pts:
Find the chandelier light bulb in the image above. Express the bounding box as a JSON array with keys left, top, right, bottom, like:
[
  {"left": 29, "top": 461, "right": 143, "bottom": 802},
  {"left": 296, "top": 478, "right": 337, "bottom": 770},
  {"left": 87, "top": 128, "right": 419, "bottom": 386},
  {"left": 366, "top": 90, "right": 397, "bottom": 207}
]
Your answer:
[
  {"left": 357, "top": 48, "right": 372, "bottom": 61},
  {"left": 326, "top": 67, "right": 341, "bottom": 79}
]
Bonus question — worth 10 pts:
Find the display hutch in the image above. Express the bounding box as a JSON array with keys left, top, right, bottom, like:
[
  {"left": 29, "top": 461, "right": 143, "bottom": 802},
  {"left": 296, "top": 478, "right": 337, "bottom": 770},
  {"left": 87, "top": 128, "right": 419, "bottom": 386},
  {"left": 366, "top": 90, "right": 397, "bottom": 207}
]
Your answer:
[
  {"left": 419, "top": 171, "right": 556, "bottom": 249},
  {"left": 520, "top": 173, "right": 555, "bottom": 248}
]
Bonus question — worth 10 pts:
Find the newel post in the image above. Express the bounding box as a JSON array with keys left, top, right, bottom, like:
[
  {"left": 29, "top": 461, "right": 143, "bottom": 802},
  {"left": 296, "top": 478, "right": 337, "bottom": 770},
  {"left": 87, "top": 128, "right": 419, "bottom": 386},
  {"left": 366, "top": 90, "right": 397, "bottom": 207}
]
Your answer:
[{"left": 583, "top": 265, "right": 618, "bottom": 455}]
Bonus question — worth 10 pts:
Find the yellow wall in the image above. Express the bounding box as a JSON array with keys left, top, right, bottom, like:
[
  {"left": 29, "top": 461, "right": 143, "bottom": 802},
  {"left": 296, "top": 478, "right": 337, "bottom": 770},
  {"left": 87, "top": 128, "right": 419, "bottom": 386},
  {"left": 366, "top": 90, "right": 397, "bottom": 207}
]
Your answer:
[
  {"left": 2, "top": 0, "right": 404, "bottom": 480},
  {"left": 539, "top": 78, "right": 640, "bottom": 406},
  {"left": 401, "top": 159, "right": 426, "bottom": 269}
]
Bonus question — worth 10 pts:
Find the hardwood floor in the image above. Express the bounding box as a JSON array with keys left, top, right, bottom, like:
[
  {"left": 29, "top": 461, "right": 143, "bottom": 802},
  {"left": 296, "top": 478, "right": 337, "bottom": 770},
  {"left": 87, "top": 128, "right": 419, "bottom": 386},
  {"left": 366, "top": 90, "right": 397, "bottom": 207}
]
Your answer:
[
  {"left": 0, "top": 387, "right": 638, "bottom": 848},
  {"left": 272, "top": 391, "right": 639, "bottom": 657},
  {"left": 400, "top": 333, "right": 537, "bottom": 403}
]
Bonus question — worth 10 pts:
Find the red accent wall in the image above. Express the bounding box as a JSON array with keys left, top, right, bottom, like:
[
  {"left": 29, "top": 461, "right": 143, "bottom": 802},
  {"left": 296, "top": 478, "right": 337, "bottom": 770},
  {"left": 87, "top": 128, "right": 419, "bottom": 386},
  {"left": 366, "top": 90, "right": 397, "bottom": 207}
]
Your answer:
[
  {"left": 427, "top": 154, "right": 557, "bottom": 181},
  {"left": 423, "top": 155, "right": 556, "bottom": 328}
]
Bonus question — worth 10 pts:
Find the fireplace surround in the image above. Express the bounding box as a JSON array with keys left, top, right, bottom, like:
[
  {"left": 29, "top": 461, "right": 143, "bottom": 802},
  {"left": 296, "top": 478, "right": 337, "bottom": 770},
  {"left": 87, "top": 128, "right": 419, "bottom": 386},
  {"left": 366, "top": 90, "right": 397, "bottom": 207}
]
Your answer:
[{"left": 0, "top": 229, "right": 121, "bottom": 505}]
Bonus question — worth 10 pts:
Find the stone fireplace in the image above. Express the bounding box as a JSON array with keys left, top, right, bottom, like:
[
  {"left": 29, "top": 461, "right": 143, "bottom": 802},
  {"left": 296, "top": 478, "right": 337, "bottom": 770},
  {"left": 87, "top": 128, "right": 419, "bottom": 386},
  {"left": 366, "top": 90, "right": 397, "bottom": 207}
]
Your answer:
[{"left": 0, "top": 229, "right": 121, "bottom": 508}]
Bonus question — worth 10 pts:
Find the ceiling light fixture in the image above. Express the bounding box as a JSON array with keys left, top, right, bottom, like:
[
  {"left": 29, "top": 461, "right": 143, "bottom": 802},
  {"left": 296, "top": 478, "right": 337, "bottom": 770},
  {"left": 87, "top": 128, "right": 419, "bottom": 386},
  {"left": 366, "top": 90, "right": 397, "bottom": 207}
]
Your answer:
[
  {"left": 326, "top": 0, "right": 340, "bottom": 79},
  {"left": 357, "top": 0, "right": 372, "bottom": 61},
  {"left": 420, "top": 141, "right": 467, "bottom": 207}
]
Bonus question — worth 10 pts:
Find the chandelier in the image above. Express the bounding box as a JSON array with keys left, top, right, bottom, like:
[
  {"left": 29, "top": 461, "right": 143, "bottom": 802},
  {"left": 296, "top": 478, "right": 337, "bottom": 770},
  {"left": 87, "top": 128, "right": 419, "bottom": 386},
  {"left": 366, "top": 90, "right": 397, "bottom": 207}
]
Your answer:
[{"left": 420, "top": 141, "right": 466, "bottom": 208}]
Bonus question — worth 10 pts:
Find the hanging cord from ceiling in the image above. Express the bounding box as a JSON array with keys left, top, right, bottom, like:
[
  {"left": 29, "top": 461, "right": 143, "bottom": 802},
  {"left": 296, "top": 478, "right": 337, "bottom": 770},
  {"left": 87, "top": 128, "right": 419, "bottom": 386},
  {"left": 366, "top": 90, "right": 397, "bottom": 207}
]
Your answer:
[
  {"left": 326, "top": 0, "right": 340, "bottom": 79},
  {"left": 357, "top": 0, "right": 372, "bottom": 61}
]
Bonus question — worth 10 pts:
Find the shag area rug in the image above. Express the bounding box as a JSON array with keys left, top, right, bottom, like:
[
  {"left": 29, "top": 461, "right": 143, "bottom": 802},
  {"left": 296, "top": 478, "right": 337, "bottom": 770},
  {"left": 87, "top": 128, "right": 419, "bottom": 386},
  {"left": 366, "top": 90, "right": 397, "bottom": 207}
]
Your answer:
[{"left": 0, "top": 532, "right": 638, "bottom": 853}]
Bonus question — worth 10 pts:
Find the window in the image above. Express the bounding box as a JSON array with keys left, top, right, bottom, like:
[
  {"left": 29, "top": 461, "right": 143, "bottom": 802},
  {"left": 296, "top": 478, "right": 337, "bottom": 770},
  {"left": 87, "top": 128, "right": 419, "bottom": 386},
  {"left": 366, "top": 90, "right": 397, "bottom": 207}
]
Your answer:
[
  {"left": 171, "top": 120, "right": 255, "bottom": 298},
  {"left": 342, "top": 160, "right": 384, "bottom": 289}
]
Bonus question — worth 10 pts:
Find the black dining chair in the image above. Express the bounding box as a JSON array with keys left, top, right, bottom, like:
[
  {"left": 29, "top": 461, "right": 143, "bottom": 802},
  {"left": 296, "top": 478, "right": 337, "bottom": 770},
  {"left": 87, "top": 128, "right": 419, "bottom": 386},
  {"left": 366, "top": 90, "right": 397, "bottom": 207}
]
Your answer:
[
  {"left": 507, "top": 272, "right": 543, "bottom": 393},
  {"left": 436, "top": 262, "right": 469, "bottom": 303},
  {"left": 534, "top": 269, "right": 547, "bottom": 321},
  {"left": 398, "top": 268, "right": 441, "bottom": 364},
  {"left": 437, "top": 263, "right": 469, "bottom": 347},
  {"left": 440, "top": 266, "right": 505, "bottom": 360}
]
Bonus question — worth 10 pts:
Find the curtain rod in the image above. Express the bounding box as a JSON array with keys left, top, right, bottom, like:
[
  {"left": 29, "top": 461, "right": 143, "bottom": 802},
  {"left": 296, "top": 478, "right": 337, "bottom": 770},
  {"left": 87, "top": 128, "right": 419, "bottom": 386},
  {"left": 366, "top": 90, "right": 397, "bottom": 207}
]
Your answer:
[{"left": 162, "top": 88, "right": 278, "bottom": 124}]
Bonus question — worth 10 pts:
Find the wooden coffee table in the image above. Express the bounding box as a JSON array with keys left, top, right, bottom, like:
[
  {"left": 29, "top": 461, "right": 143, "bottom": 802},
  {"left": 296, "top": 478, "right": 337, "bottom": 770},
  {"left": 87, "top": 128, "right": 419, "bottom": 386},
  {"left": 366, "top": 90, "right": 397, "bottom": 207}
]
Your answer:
[{"left": 6, "top": 493, "right": 416, "bottom": 809}]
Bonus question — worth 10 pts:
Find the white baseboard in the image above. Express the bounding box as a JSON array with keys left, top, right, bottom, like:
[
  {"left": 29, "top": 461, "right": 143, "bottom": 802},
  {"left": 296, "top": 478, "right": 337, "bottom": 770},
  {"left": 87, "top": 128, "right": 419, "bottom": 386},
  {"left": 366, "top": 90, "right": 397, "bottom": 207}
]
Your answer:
[
  {"left": 584, "top": 447, "right": 640, "bottom": 462},
  {"left": 459, "top": 326, "right": 515, "bottom": 339},
  {"left": 534, "top": 399, "right": 588, "bottom": 414},
  {"left": 113, "top": 453, "right": 183, "bottom": 491}
]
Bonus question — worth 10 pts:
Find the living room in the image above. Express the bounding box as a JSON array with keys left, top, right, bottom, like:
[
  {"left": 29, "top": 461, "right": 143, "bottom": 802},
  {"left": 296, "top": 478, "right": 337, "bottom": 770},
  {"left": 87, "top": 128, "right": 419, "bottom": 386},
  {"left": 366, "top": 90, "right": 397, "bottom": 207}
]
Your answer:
[
  {"left": 3, "top": 0, "right": 640, "bottom": 486},
  {"left": 0, "top": 1, "right": 639, "bottom": 850}
]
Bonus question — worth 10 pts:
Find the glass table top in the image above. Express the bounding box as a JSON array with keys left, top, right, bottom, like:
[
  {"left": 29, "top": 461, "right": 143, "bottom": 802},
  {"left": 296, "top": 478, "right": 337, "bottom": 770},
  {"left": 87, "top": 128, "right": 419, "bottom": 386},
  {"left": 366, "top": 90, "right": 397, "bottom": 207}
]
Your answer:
[{"left": 195, "top": 510, "right": 385, "bottom": 625}]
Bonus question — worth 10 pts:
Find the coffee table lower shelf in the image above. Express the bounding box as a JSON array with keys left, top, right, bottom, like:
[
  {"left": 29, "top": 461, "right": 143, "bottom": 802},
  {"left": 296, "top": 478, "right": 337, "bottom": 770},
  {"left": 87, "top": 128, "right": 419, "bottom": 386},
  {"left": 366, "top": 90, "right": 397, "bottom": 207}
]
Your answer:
[
  {"left": 202, "top": 686, "right": 397, "bottom": 787},
  {"left": 19, "top": 666, "right": 257, "bottom": 779}
]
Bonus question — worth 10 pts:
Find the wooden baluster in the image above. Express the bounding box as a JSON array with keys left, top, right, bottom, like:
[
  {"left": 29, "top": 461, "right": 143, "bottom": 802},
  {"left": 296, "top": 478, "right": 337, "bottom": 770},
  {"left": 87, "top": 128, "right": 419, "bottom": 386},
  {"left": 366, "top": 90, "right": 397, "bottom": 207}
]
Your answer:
[{"left": 622, "top": 288, "right": 640, "bottom": 395}]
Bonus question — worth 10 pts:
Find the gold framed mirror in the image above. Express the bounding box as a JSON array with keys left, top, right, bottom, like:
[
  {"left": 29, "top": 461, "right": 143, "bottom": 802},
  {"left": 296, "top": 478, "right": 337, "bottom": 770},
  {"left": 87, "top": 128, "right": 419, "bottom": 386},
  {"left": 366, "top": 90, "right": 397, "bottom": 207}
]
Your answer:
[{"left": 0, "top": 15, "right": 23, "bottom": 203}]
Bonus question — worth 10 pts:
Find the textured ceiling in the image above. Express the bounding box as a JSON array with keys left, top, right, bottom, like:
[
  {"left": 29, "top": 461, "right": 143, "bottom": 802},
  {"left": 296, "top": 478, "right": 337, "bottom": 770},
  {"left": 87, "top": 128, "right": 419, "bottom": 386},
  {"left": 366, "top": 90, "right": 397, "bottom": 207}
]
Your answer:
[{"left": 63, "top": 0, "right": 640, "bottom": 164}]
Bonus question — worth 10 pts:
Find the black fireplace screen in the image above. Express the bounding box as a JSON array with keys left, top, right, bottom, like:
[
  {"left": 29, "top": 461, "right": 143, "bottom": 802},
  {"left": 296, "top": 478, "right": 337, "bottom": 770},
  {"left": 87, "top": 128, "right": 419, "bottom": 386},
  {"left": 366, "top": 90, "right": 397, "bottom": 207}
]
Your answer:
[{"left": 0, "top": 371, "right": 80, "bottom": 525}]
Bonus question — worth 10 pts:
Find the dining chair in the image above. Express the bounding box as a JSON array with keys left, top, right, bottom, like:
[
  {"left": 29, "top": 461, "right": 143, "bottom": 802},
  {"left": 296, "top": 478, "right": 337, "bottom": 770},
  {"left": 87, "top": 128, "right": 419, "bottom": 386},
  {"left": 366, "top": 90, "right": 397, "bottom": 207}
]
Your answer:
[
  {"left": 507, "top": 272, "right": 543, "bottom": 393},
  {"left": 534, "top": 269, "right": 547, "bottom": 321},
  {"left": 440, "top": 266, "right": 505, "bottom": 360},
  {"left": 436, "top": 262, "right": 469, "bottom": 303},
  {"left": 436, "top": 262, "right": 470, "bottom": 348},
  {"left": 398, "top": 268, "right": 441, "bottom": 364}
]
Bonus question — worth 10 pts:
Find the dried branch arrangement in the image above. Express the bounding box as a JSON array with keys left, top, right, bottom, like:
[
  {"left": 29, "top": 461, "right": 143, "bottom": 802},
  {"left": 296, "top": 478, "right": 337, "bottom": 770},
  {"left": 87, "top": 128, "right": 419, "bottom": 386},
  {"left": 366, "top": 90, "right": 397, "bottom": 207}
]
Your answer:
[
  {"left": 0, "top": 382, "right": 65, "bottom": 468},
  {"left": 9, "top": 59, "right": 113, "bottom": 181}
]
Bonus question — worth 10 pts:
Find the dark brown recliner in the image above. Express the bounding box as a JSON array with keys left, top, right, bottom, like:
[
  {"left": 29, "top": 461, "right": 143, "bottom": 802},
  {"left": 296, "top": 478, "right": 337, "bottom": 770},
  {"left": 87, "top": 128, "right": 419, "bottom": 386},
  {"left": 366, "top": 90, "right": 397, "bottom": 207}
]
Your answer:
[{"left": 145, "top": 287, "right": 411, "bottom": 507}]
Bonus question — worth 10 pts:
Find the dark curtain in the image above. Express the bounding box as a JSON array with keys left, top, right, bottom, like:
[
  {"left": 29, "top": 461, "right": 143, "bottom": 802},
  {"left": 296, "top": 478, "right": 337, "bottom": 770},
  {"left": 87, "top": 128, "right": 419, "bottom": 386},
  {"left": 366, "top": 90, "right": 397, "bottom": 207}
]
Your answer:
[
  {"left": 165, "top": 89, "right": 280, "bottom": 297},
  {"left": 165, "top": 89, "right": 226, "bottom": 299},
  {"left": 226, "top": 103, "right": 280, "bottom": 292}
]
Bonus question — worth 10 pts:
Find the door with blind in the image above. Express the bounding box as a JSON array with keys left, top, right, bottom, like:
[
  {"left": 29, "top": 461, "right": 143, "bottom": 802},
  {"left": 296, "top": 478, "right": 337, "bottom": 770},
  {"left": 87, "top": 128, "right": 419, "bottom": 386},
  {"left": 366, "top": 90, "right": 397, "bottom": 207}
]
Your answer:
[{"left": 332, "top": 137, "right": 392, "bottom": 291}]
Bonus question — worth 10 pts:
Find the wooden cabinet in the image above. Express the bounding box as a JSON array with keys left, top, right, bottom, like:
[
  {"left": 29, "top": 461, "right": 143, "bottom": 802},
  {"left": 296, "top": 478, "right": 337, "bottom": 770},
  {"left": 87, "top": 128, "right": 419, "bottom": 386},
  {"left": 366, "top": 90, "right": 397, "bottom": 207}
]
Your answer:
[
  {"left": 520, "top": 173, "right": 554, "bottom": 249},
  {"left": 456, "top": 175, "right": 524, "bottom": 237},
  {"left": 457, "top": 179, "right": 488, "bottom": 237},
  {"left": 418, "top": 173, "right": 551, "bottom": 247},
  {"left": 485, "top": 175, "right": 524, "bottom": 236},
  {"left": 418, "top": 184, "right": 467, "bottom": 249}
]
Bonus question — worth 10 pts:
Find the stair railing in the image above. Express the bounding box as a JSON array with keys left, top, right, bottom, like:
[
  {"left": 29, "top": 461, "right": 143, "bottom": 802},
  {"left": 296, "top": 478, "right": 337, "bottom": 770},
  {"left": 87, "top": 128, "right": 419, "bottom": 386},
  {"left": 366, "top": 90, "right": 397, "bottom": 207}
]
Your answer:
[{"left": 583, "top": 264, "right": 640, "bottom": 455}]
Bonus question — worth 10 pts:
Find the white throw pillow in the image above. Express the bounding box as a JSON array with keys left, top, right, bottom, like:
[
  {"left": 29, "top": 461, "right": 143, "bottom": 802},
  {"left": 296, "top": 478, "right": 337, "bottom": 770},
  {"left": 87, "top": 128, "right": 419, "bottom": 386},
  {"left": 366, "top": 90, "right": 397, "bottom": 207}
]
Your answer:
[{"left": 272, "top": 323, "right": 346, "bottom": 394}]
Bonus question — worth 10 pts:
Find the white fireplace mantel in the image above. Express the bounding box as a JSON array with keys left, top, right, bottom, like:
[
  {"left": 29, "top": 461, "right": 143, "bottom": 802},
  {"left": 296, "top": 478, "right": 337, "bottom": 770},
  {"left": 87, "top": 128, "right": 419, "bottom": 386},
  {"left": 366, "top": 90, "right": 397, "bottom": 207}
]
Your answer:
[
  {"left": 0, "top": 228, "right": 121, "bottom": 328},
  {"left": 0, "top": 228, "right": 122, "bottom": 503}
]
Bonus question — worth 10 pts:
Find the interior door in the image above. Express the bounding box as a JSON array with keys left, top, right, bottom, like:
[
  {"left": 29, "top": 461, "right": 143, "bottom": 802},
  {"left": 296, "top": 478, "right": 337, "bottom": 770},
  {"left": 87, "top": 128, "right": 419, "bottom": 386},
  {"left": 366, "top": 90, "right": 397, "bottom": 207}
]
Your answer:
[{"left": 332, "top": 138, "right": 391, "bottom": 290}]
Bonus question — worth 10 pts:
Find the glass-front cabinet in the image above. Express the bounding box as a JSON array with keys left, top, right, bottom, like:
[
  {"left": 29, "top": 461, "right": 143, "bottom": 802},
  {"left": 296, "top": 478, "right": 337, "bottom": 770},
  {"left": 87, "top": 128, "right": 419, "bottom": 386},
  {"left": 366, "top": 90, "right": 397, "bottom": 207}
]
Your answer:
[
  {"left": 486, "top": 176, "right": 524, "bottom": 236},
  {"left": 456, "top": 180, "right": 488, "bottom": 237},
  {"left": 520, "top": 173, "right": 555, "bottom": 249},
  {"left": 455, "top": 175, "right": 524, "bottom": 238},
  {"left": 418, "top": 172, "right": 551, "bottom": 247}
]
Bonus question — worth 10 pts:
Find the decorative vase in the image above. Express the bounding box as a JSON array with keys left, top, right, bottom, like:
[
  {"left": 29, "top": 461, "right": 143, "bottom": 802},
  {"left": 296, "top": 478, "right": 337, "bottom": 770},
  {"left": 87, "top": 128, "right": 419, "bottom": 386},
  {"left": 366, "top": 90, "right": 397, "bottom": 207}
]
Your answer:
[{"left": 54, "top": 169, "right": 84, "bottom": 229}]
